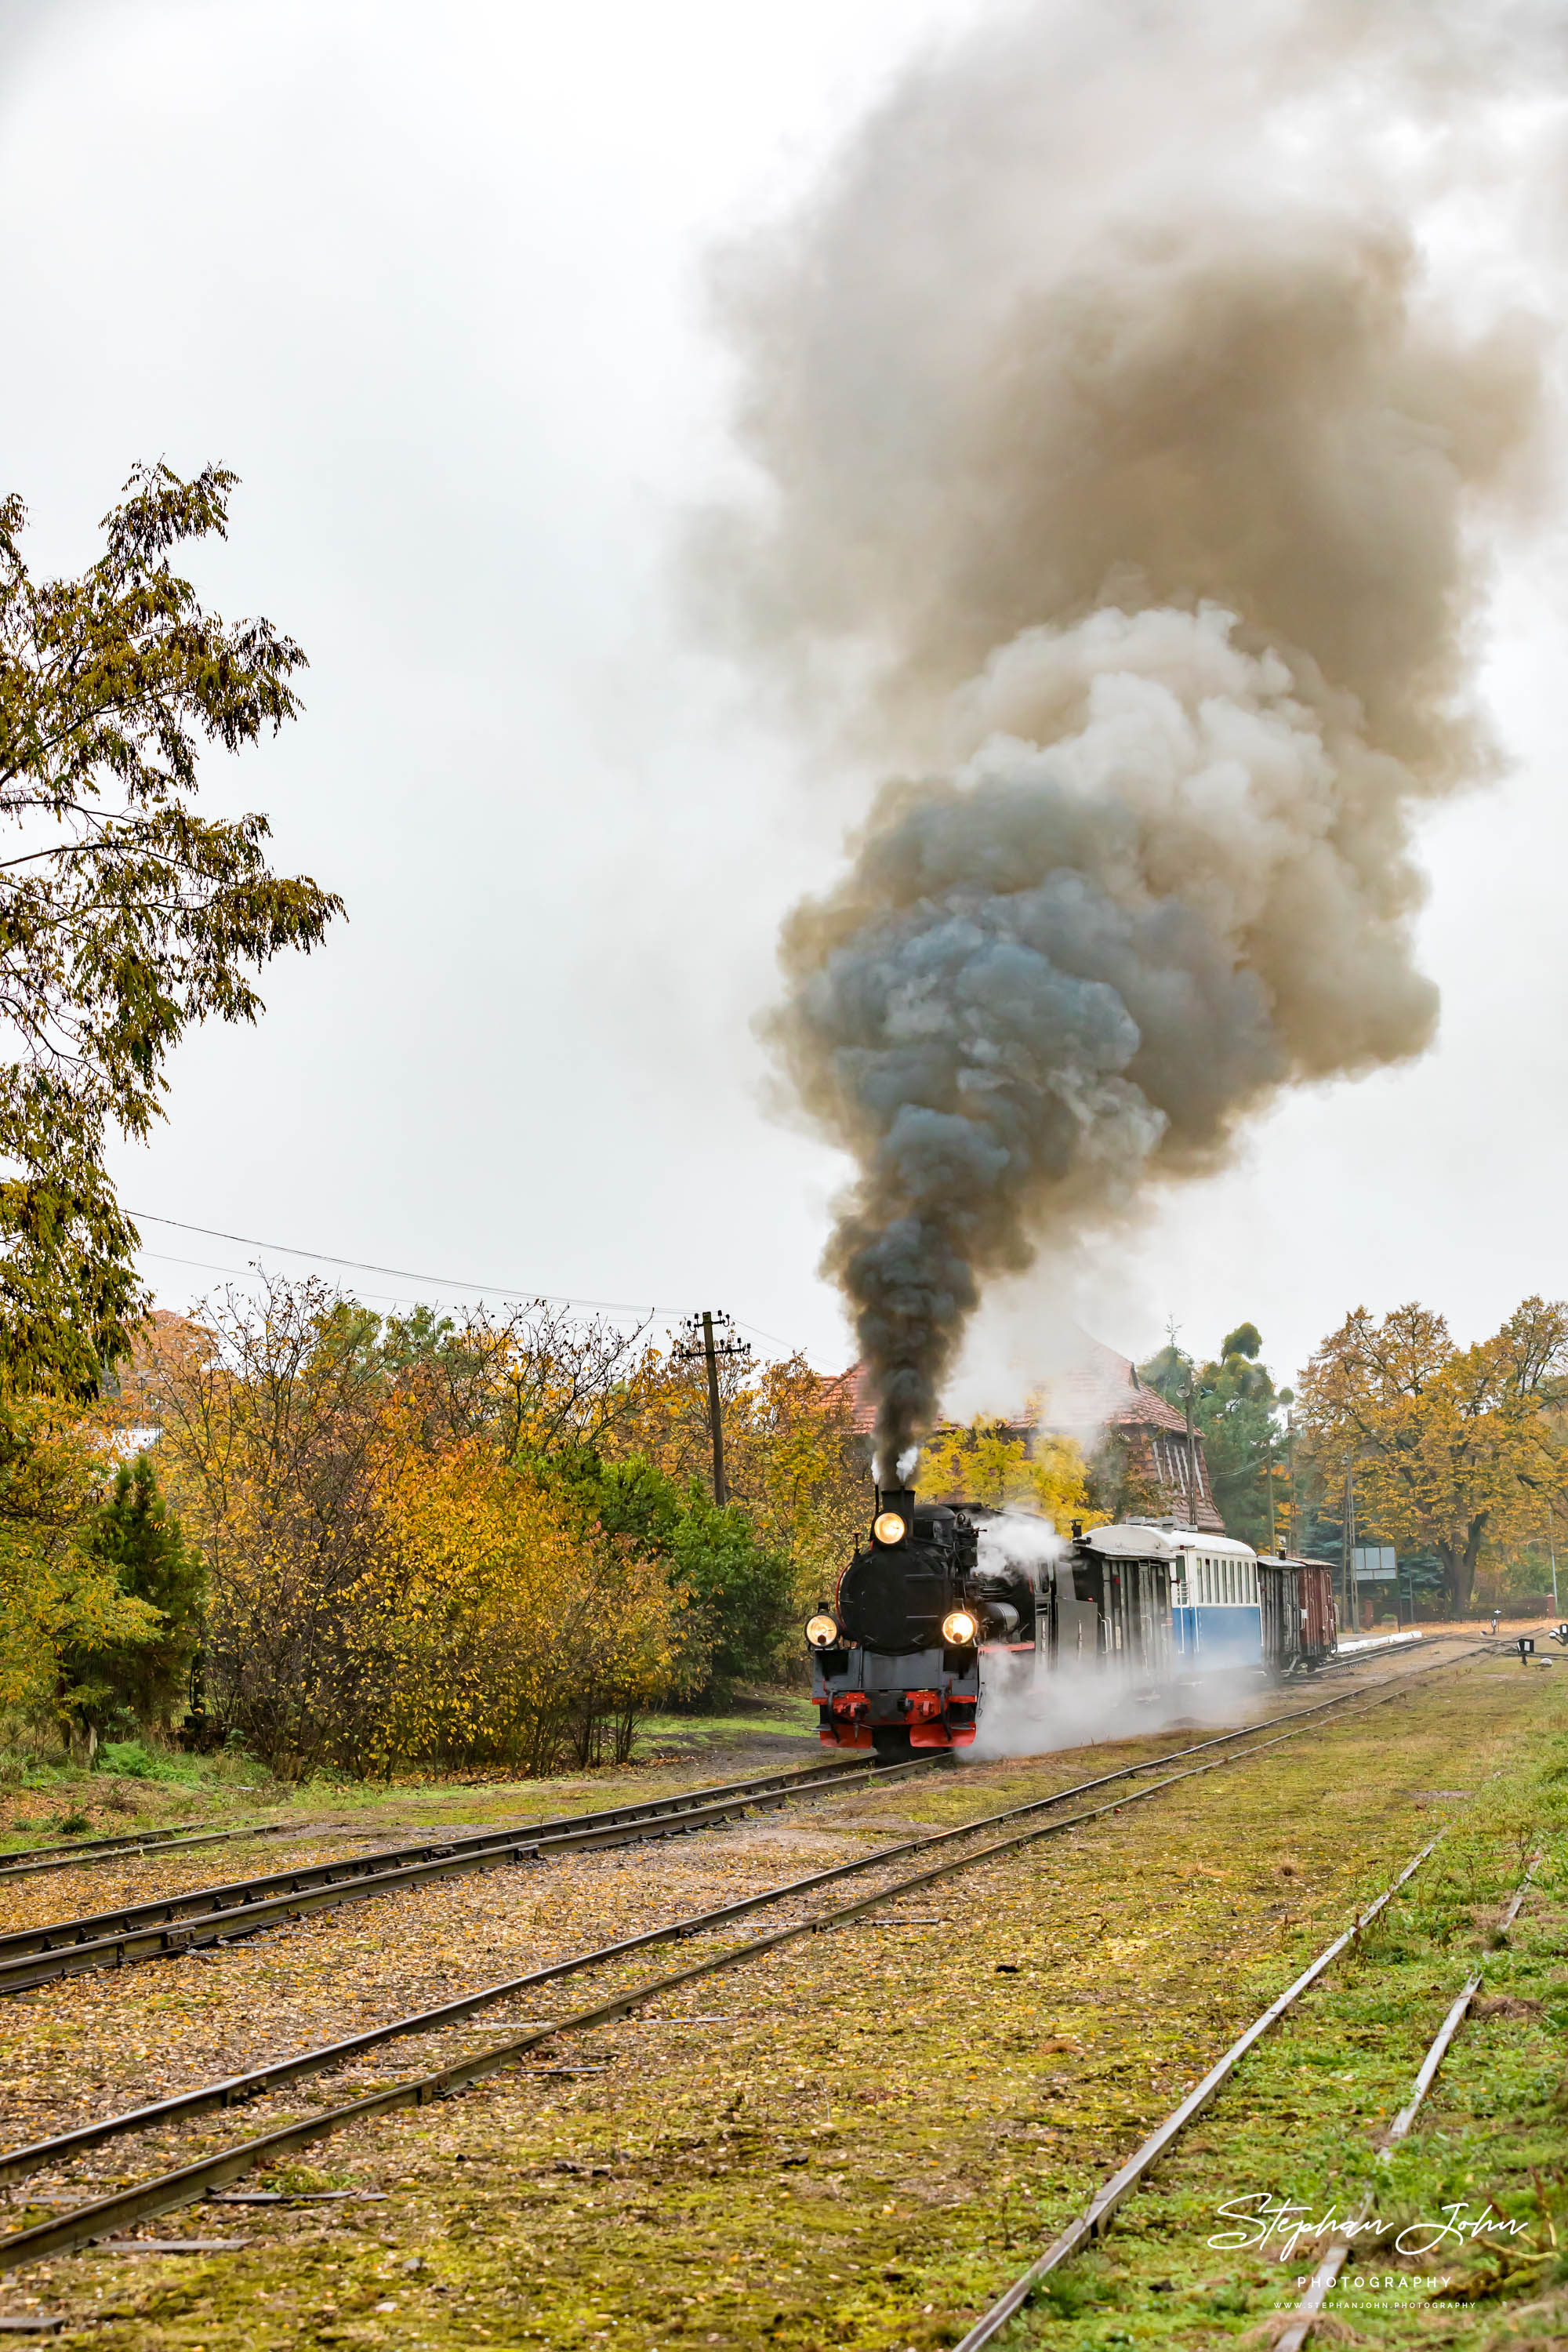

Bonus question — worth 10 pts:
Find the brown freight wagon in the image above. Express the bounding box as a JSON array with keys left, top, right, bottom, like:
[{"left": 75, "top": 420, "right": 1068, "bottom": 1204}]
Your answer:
[{"left": 1258, "top": 1551, "right": 1338, "bottom": 1676}]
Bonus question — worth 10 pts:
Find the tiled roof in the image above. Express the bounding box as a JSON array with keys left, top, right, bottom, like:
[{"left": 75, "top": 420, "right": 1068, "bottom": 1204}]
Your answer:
[{"left": 1040, "top": 1337, "right": 1192, "bottom": 1439}]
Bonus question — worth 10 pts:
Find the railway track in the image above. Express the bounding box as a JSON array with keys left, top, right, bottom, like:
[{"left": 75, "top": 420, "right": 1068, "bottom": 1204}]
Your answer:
[
  {"left": 952, "top": 1846, "right": 1540, "bottom": 2349},
  {"left": 0, "top": 1651, "right": 1475, "bottom": 2263},
  {"left": 0, "top": 1748, "right": 943, "bottom": 1996},
  {"left": 0, "top": 1635, "right": 1457, "bottom": 1998},
  {"left": 0, "top": 1748, "right": 922, "bottom": 1886},
  {"left": 1272, "top": 1862, "right": 1538, "bottom": 2351},
  {"left": 0, "top": 1817, "right": 337, "bottom": 1886}
]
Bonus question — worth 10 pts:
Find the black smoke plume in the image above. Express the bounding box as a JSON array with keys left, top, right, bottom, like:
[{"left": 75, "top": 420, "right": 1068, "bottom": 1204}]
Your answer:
[{"left": 704, "top": 0, "right": 1556, "bottom": 1472}]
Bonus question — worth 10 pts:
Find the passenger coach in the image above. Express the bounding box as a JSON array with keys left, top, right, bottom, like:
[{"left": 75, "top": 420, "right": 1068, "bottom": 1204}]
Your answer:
[{"left": 1080, "top": 1523, "right": 1335, "bottom": 1677}]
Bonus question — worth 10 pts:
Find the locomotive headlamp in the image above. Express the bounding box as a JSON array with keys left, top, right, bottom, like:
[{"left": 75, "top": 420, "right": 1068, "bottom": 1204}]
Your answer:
[
  {"left": 872, "top": 1510, "right": 907, "bottom": 1546},
  {"left": 942, "top": 1607, "right": 979, "bottom": 1646},
  {"left": 805, "top": 1612, "right": 840, "bottom": 1649}
]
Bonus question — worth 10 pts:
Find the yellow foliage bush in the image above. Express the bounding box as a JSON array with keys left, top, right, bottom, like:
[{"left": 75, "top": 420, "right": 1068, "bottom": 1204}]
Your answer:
[{"left": 352, "top": 1437, "right": 685, "bottom": 1778}]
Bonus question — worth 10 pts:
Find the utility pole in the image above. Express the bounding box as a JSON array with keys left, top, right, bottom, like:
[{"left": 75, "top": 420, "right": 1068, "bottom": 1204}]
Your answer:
[
  {"left": 1185, "top": 1377, "right": 1201, "bottom": 1529},
  {"left": 1343, "top": 1464, "right": 1359, "bottom": 1632},
  {"left": 1264, "top": 1423, "right": 1276, "bottom": 1555},
  {"left": 1285, "top": 1411, "right": 1298, "bottom": 1556},
  {"left": 1548, "top": 1516, "right": 1561, "bottom": 1621},
  {"left": 676, "top": 1310, "right": 751, "bottom": 1508}
]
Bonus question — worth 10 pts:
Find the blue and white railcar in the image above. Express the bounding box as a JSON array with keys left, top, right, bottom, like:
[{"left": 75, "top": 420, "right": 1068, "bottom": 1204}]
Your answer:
[
  {"left": 1083, "top": 1522, "right": 1264, "bottom": 1670},
  {"left": 1168, "top": 1530, "right": 1263, "bottom": 1668}
]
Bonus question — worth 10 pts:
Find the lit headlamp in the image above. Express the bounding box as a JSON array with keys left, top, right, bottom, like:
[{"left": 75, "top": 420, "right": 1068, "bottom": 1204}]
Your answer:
[
  {"left": 872, "top": 1510, "right": 907, "bottom": 1545},
  {"left": 942, "top": 1607, "right": 979, "bottom": 1646},
  {"left": 805, "top": 1613, "right": 840, "bottom": 1649}
]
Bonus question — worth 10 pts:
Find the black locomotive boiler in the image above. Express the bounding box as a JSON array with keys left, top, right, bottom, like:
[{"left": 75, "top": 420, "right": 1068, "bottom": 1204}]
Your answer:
[{"left": 807, "top": 1486, "right": 989, "bottom": 1755}]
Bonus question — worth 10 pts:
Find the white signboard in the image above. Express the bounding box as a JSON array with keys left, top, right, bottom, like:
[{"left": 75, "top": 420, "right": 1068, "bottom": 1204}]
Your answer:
[{"left": 1350, "top": 1545, "right": 1397, "bottom": 1583}]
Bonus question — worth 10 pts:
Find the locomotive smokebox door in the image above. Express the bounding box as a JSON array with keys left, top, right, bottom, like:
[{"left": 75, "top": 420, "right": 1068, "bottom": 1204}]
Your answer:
[{"left": 836, "top": 1546, "right": 947, "bottom": 1653}]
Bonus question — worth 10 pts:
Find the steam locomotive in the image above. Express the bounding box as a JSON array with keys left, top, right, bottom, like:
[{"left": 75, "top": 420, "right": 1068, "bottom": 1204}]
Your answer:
[{"left": 805, "top": 1486, "right": 1337, "bottom": 1755}]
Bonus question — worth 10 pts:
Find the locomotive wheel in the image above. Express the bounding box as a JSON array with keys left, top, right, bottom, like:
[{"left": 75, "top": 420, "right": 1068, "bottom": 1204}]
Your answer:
[{"left": 872, "top": 1726, "right": 914, "bottom": 1760}]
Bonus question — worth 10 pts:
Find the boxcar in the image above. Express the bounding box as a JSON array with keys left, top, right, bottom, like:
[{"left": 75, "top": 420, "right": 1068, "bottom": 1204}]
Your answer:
[
  {"left": 1295, "top": 1555, "right": 1338, "bottom": 1670},
  {"left": 1257, "top": 1548, "right": 1338, "bottom": 1677}
]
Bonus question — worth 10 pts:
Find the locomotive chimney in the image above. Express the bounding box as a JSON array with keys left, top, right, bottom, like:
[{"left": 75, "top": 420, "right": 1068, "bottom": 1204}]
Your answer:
[{"left": 874, "top": 1483, "right": 917, "bottom": 1524}]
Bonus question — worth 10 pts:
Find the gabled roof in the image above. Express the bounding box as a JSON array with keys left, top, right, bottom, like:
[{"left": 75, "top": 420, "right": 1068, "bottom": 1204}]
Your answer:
[
  {"left": 818, "top": 1363, "right": 878, "bottom": 1436},
  {"left": 1043, "top": 1334, "right": 1192, "bottom": 1439}
]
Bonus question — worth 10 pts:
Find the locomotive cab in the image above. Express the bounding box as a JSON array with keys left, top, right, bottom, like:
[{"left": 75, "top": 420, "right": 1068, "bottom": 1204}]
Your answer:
[{"left": 808, "top": 1488, "right": 982, "bottom": 1755}]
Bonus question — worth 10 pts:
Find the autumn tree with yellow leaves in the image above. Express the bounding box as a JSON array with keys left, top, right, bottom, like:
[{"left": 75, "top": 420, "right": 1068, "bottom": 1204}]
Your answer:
[
  {"left": 916, "top": 1410, "right": 1101, "bottom": 1529},
  {"left": 134, "top": 1282, "right": 394, "bottom": 1777},
  {"left": 134, "top": 1278, "right": 680, "bottom": 1778},
  {"left": 0, "top": 466, "right": 340, "bottom": 1754},
  {"left": 1298, "top": 1297, "right": 1568, "bottom": 1615},
  {"left": 353, "top": 1438, "right": 683, "bottom": 1780}
]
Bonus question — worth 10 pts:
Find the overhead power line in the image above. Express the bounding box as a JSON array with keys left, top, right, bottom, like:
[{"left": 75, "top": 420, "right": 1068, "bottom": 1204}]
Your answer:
[
  {"left": 124, "top": 1210, "right": 836, "bottom": 1368},
  {"left": 125, "top": 1207, "right": 677, "bottom": 1316}
]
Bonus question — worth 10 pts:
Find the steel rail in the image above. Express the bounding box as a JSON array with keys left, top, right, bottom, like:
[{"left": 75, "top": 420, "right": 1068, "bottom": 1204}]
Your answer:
[
  {"left": 0, "top": 1668, "right": 1457, "bottom": 2255},
  {"left": 0, "top": 1749, "right": 905, "bottom": 1891},
  {"left": 0, "top": 1656, "right": 1475, "bottom": 2189},
  {"left": 950, "top": 1838, "right": 1450, "bottom": 2351},
  {"left": 0, "top": 1747, "right": 935, "bottom": 1893},
  {"left": 0, "top": 1751, "right": 935, "bottom": 1991},
  {"left": 1, "top": 1822, "right": 204, "bottom": 1868},
  {"left": 0, "top": 1819, "right": 350, "bottom": 1886},
  {"left": 1273, "top": 1858, "right": 1538, "bottom": 2352}
]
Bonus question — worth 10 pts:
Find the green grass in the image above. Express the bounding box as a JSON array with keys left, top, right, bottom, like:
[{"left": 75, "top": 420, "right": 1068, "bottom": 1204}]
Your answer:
[
  {"left": 996, "top": 1715, "right": 1568, "bottom": 2347},
  {"left": 633, "top": 1693, "right": 821, "bottom": 1751}
]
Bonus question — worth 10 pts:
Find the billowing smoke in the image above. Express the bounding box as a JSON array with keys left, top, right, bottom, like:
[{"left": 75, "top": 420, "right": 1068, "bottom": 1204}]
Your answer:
[{"left": 705, "top": 0, "right": 1558, "bottom": 1472}]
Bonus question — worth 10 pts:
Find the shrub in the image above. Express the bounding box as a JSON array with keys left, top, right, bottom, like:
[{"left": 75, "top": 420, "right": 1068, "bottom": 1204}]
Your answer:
[
  {"left": 345, "top": 1445, "right": 687, "bottom": 1778},
  {"left": 96, "top": 1738, "right": 169, "bottom": 1780}
]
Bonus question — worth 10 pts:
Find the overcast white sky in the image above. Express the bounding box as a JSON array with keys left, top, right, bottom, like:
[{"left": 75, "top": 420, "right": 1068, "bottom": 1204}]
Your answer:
[{"left": 2, "top": 0, "right": 1565, "bottom": 1399}]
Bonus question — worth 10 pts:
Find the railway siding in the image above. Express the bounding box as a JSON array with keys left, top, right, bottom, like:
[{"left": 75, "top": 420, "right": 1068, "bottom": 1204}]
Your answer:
[
  {"left": 0, "top": 1653, "right": 1554, "bottom": 2347},
  {"left": 978, "top": 1761, "right": 1568, "bottom": 2343}
]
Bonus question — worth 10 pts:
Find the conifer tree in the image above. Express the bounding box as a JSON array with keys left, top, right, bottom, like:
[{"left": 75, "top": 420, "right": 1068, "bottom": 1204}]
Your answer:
[{"left": 89, "top": 1454, "right": 204, "bottom": 1730}]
